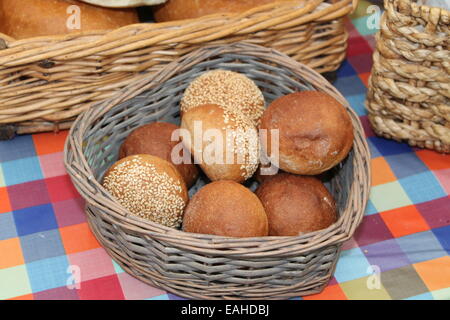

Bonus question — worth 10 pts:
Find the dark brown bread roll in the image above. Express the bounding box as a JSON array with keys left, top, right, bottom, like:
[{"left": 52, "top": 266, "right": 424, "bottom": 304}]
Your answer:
[
  {"left": 119, "top": 122, "right": 199, "bottom": 188},
  {"left": 102, "top": 154, "right": 188, "bottom": 228},
  {"left": 0, "top": 0, "right": 139, "bottom": 39},
  {"left": 260, "top": 91, "right": 354, "bottom": 175},
  {"left": 255, "top": 173, "right": 337, "bottom": 236},
  {"left": 183, "top": 180, "right": 268, "bottom": 238}
]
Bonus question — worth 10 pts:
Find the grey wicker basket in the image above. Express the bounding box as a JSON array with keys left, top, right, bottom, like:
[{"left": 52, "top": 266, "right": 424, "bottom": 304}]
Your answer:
[{"left": 64, "top": 43, "right": 371, "bottom": 300}]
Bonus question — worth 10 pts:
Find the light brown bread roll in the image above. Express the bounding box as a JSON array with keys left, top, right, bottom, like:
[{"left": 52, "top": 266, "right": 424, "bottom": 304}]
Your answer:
[
  {"left": 119, "top": 122, "right": 199, "bottom": 188},
  {"left": 181, "top": 104, "right": 260, "bottom": 183},
  {"left": 153, "top": 0, "right": 294, "bottom": 22},
  {"left": 102, "top": 154, "right": 188, "bottom": 228},
  {"left": 255, "top": 173, "right": 337, "bottom": 236},
  {"left": 180, "top": 70, "right": 265, "bottom": 126},
  {"left": 0, "top": 0, "right": 139, "bottom": 39},
  {"left": 260, "top": 91, "right": 354, "bottom": 175},
  {"left": 183, "top": 180, "right": 268, "bottom": 237}
]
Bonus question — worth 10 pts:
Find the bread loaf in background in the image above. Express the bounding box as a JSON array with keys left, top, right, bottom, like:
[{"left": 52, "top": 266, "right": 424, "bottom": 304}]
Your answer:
[
  {"left": 0, "top": 0, "right": 139, "bottom": 39},
  {"left": 153, "top": 0, "right": 294, "bottom": 22}
]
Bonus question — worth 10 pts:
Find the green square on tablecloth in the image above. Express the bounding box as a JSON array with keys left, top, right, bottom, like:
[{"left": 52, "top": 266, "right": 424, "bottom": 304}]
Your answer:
[
  {"left": 370, "top": 181, "right": 412, "bottom": 212},
  {"left": 381, "top": 265, "right": 429, "bottom": 299},
  {"left": 0, "top": 265, "right": 32, "bottom": 299},
  {"left": 340, "top": 276, "right": 392, "bottom": 300}
]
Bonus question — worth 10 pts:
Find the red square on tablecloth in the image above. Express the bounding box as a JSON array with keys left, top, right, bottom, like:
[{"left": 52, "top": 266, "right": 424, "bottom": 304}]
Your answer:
[
  {"left": 45, "top": 175, "right": 80, "bottom": 203},
  {"left": 77, "top": 274, "right": 125, "bottom": 300}
]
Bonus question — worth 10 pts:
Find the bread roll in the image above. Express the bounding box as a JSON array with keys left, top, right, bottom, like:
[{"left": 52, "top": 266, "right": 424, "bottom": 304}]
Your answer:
[
  {"left": 0, "top": 0, "right": 139, "bottom": 39},
  {"left": 180, "top": 70, "right": 265, "bottom": 126},
  {"left": 102, "top": 154, "right": 188, "bottom": 228},
  {"left": 119, "top": 122, "right": 199, "bottom": 188},
  {"left": 181, "top": 104, "right": 260, "bottom": 183},
  {"left": 153, "top": 0, "right": 293, "bottom": 22},
  {"left": 183, "top": 180, "right": 268, "bottom": 237},
  {"left": 260, "top": 91, "right": 354, "bottom": 175},
  {"left": 255, "top": 173, "right": 337, "bottom": 236}
]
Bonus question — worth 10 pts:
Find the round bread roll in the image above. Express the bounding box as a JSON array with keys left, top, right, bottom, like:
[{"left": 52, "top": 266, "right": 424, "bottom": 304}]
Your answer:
[
  {"left": 119, "top": 122, "right": 199, "bottom": 188},
  {"left": 102, "top": 154, "right": 188, "bottom": 228},
  {"left": 79, "top": 0, "right": 166, "bottom": 7},
  {"left": 0, "top": 0, "right": 139, "bottom": 39},
  {"left": 180, "top": 70, "right": 265, "bottom": 126},
  {"left": 153, "top": 0, "right": 293, "bottom": 22},
  {"left": 260, "top": 91, "right": 354, "bottom": 175},
  {"left": 181, "top": 104, "right": 260, "bottom": 183},
  {"left": 255, "top": 173, "right": 337, "bottom": 236},
  {"left": 183, "top": 180, "right": 268, "bottom": 237}
]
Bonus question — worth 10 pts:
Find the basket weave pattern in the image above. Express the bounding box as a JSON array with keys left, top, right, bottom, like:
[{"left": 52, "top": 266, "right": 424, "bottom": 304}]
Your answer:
[
  {"left": 366, "top": 0, "right": 449, "bottom": 153},
  {"left": 64, "top": 43, "right": 370, "bottom": 299},
  {"left": 0, "top": 0, "right": 357, "bottom": 135}
]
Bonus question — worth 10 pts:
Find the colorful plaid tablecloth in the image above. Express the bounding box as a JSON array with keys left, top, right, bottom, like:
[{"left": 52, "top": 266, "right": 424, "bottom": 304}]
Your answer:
[{"left": 0, "top": 1, "right": 449, "bottom": 300}]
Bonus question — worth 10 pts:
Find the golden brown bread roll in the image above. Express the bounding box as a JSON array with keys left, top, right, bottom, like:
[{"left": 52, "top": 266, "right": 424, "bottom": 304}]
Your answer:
[
  {"left": 0, "top": 0, "right": 139, "bottom": 39},
  {"left": 153, "top": 0, "right": 294, "bottom": 22},
  {"left": 260, "top": 91, "right": 354, "bottom": 175},
  {"left": 119, "top": 122, "right": 199, "bottom": 188},
  {"left": 180, "top": 70, "right": 265, "bottom": 127},
  {"left": 183, "top": 180, "right": 268, "bottom": 237},
  {"left": 102, "top": 154, "right": 188, "bottom": 228},
  {"left": 181, "top": 104, "right": 260, "bottom": 183},
  {"left": 255, "top": 173, "right": 337, "bottom": 236}
]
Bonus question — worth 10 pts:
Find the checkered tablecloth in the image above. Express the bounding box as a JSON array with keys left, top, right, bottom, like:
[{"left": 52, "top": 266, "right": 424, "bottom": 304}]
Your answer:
[{"left": 0, "top": 1, "right": 449, "bottom": 300}]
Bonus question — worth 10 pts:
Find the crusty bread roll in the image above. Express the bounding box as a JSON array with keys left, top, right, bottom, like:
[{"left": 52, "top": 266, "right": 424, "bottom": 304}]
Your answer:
[
  {"left": 102, "top": 154, "right": 188, "bottom": 228},
  {"left": 180, "top": 70, "right": 265, "bottom": 126},
  {"left": 79, "top": 0, "right": 166, "bottom": 7},
  {"left": 119, "top": 122, "right": 199, "bottom": 188},
  {"left": 183, "top": 180, "right": 268, "bottom": 237},
  {"left": 0, "top": 0, "right": 139, "bottom": 39},
  {"left": 255, "top": 173, "right": 337, "bottom": 236},
  {"left": 153, "top": 0, "right": 293, "bottom": 22},
  {"left": 260, "top": 91, "right": 354, "bottom": 175},
  {"left": 181, "top": 104, "right": 260, "bottom": 183}
]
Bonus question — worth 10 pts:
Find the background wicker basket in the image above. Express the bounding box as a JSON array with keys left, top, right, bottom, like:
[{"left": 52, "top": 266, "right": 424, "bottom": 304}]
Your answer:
[
  {"left": 0, "top": 0, "right": 358, "bottom": 137},
  {"left": 366, "top": 0, "right": 449, "bottom": 153},
  {"left": 64, "top": 43, "right": 371, "bottom": 300}
]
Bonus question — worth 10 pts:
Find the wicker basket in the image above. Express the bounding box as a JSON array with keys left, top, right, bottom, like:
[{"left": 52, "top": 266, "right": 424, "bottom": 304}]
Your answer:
[
  {"left": 0, "top": 0, "right": 358, "bottom": 137},
  {"left": 64, "top": 43, "right": 371, "bottom": 300},
  {"left": 366, "top": 0, "right": 449, "bottom": 153}
]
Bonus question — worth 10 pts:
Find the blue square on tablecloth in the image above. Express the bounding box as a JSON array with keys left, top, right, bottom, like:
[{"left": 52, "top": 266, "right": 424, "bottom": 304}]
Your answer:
[
  {"left": 368, "top": 136, "right": 413, "bottom": 156},
  {"left": 334, "top": 75, "right": 368, "bottom": 97},
  {"left": 0, "top": 135, "right": 36, "bottom": 163},
  {"left": 13, "top": 204, "right": 58, "bottom": 237},
  {"left": 399, "top": 171, "right": 446, "bottom": 204},
  {"left": 385, "top": 153, "right": 429, "bottom": 179},
  {"left": 346, "top": 94, "right": 367, "bottom": 116},
  {"left": 1, "top": 157, "right": 43, "bottom": 186},
  {"left": 361, "top": 239, "right": 411, "bottom": 272},
  {"left": 365, "top": 199, "right": 378, "bottom": 215},
  {"left": 396, "top": 230, "right": 447, "bottom": 264},
  {"left": 147, "top": 294, "right": 170, "bottom": 300},
  {"left": 0, "top": 212, "right": 17, "bottom": 240},
  {"left": 337, "top": 60, "right": 357, "bottom": 77},
  {"left": 367, "top": 140, "right": 382, "bottom": 159},
  {"left": 334, "top": 247, "right": 372, "bottom": 283},
  {"left": 404, "top": 292, "right": 434, "bottom": 300},
  {"left": 26, "top": 255, "right": 70, "bottom": 293},
  {"left": 432, "top": 225, "right": 450, "bottom": 255},
  {"left": 20, "top": 229, "right": 66, "bottom": 263}
]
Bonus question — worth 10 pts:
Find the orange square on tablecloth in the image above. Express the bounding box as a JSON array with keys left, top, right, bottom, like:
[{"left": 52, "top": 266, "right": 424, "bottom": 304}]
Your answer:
[
  {"left": 32, "top": 131, "right": 69, "bottom": 156},
  {"left": 359, "top": 72, "right": 371, "bottom": 87},
  {"left": 416, "top": 150, "right": 450, "bottom": 171},
  {"left": 0, "top": 238, "right": 24, "bottom": 269},
  {"left": 59, "top": 223, "right": 101, "bottom": 255},
  {"left": 413, "top": 256, "right": 450, "bottom": 292},
  {"left": 380, "top": 205, "right": 430, "bottom": 238},
  {"left": 302, "top": 284, "right": 348, "bottom": 300},
  {"left": 8, "top": 294, "right": 34, "bottom": 300},
  {"left": 0, "top": 187, "right": 11, "bottom": 213},
  {"left": 371, "top": 157, "right": 397, "bottom": 186}
]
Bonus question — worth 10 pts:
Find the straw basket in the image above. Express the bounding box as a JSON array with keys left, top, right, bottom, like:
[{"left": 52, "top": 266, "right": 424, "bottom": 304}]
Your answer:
[
  {"left": 0, "top": 0, "right": 358, "bottom": 137},
  {"left": 64, "top": 43, "right": 371, "bottom": 300},
  {"left": 366, "top": 0, "right": 449, "bottom": 153}
]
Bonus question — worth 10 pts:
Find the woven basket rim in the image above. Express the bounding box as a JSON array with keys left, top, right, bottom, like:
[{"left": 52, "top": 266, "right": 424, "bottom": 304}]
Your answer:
[
  {"left": 64, "top": 42, "right": 371, "bottom": 254},
  {"left": 389, "top": 0, "right": 450, "bottom": 14}
]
